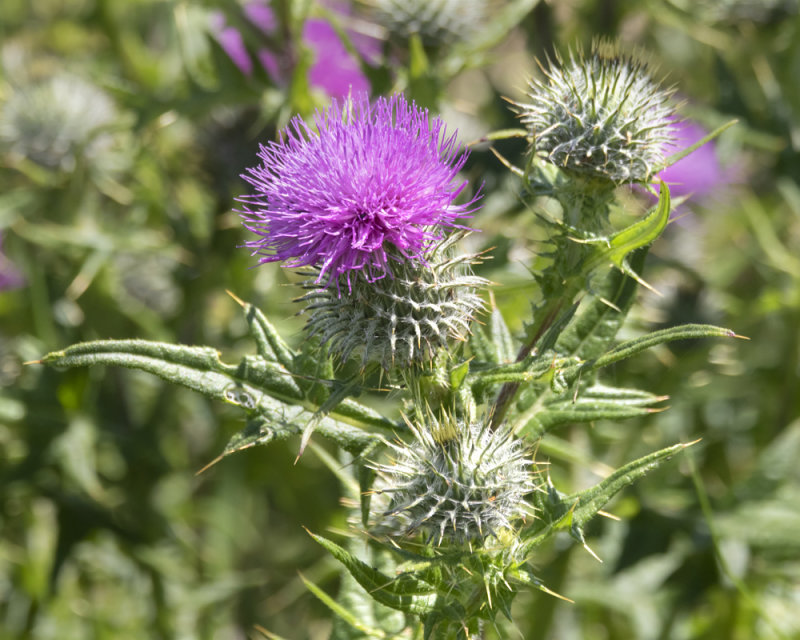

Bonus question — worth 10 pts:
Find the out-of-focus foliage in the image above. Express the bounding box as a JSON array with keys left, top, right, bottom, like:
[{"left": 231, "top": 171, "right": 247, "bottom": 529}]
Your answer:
[{"left": 1, "top": 0, "right": 798, "bottom": 638}]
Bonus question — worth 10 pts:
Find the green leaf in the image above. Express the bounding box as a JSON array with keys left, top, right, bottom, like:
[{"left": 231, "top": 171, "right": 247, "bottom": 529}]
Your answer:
[
  {"left": 300, "top": 574, "right": 388, "bottom": 639},
  {"left": 589, "top": 324, "right": 741, "bottom": 371},
  {"left": 38, "top": 340, "right": 394, "bottom": 456},
  {"left": 40, "top": 339, "right": 302, "bottom": 406},
  {"left": 518, "top": 385, "right": 668, "bottom": 438},
  {"left": 523, "top": 441, "right": 697, "bottom": 555},
  {"left": 228, "top": 291, "right": 296, "bottom": 367},
  {"left": 556, "top": 248, "right": 648, "bottom": 361},
  {"left": 658, "top": 119, "right": 738, "bottom": 172},
  {"left": 174, "top": 4, "right": 218, "bottom": 90},
  {"left": 583, "top": 183, "right": 671, "bottom": 290},
  {"left": 449, "top": 360, "right": 471, "bottom": 391},
  {"left": 408, "top": 33, "right": 430, "bottom": 80},
  {"left": 308, "top": 532, "right": 438, "bottom": 616},
  {"left": 567, "top": 441, "right": 697, "bottom": 530},
  {"left": 217, "top": 415, "right": 299, "bottom": 458}
]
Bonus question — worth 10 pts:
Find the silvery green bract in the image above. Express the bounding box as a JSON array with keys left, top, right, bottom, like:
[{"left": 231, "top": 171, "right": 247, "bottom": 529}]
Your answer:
[{"left": 299, "top": 232, "right": 487, "bottom": 370}]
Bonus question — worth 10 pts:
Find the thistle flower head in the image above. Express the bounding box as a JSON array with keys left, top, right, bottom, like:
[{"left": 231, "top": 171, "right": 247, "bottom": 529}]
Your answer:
[
  {"left": 371, "top": 415, "right": 535, "bottom": 545},
  {"left": 300, "top": 232, "right": 487, "bottom": 369},
  {"left": 0, "top": 74, "right": 117, "bottom": 172},
  {"left": 518, "top": 43, "right": 676, "bottom": 184},
  {"left": 366, "top": 0, "right": 490, "bottom": 45},
  {"left": 239, "top": 93, "right": 479, "bottom": 289}
]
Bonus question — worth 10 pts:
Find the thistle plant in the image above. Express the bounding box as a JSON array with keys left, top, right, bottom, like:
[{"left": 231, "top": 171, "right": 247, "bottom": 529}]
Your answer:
[{"left": 34, "top": 43, "right": 740, "bottom": 640}]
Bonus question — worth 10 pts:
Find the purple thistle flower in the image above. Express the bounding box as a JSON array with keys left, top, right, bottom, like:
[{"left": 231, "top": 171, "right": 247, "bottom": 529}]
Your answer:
[{"left": 238, "top": 93, "right": 479, "bottom": 288}]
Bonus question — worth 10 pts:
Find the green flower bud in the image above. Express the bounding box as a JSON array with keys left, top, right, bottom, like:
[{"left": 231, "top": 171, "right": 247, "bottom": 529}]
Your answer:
[
  {"left": 517, "top": 42, "right": 676, "bottom": 184},
  {"left": 370, "top": 414, "right": 536, "bottom": 545},
  {"left": 0, "top": 73, "right": 118, "bottom": 172}
]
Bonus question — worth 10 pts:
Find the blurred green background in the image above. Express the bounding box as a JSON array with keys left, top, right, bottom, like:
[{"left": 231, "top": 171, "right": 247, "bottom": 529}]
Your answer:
[{"left": 1, "top": 1, "right": 799, "bottom": 638}]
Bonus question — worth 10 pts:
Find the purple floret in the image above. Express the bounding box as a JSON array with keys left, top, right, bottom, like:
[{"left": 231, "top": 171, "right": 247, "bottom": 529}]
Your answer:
[{"left": 238, "top": 94, "right": 479, "bottom": 289}]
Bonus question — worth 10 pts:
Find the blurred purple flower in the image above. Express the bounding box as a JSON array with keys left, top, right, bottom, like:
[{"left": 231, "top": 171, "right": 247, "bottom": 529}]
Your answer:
[
  {"left": 657, "top": 119, "right": 729, "bottom": 199},
  {"left": 210, "top": 13, "right": 254, "bottom": 76},
  {"left": 0, "top": 233, "right": 24, "bottom": 291},
  {"left": 304, "top": 18, "right": 371, "bottom": 97},
  {"left": 210, "top": 1, "right": 376, "bottom": 98},
  {"left": 238, "top": 93, "right": 480, "bottom": 288}
]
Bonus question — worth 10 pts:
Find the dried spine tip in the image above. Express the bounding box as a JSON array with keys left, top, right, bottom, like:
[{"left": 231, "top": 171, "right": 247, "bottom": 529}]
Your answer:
[
  {"left": 371, "top": 415, "right": 535, "bottom": 545},
  {"left": 300, "top": 234, "right": 487, "bottom": 369},
  {"left": 517, "top": 43, "right": 676, "bottom": 184}
]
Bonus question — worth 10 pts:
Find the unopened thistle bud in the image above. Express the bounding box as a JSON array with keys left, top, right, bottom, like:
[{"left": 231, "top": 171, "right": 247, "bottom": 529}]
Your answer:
[
  {"left": 365, "top": 0, "right": 490, "bottom": 45},
  {"left": 300, "top": 233, "right": 487, "bottom": 369},
  {"left": 517, "top": 43, "right": 676, "bottom": 185},
  {"left": 0, "top": 74, "right": 117, "bottom": 172},
  {"left": 371, "top": 415, "right": 535, "bottom": 545}
]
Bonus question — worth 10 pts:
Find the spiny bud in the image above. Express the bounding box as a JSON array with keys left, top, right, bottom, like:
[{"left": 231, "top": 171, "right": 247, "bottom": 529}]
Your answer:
[
  {"left": 0, "top": 73, "right": 117, "bottom": 172},
  {"left": 370, "top": 414, "right": 536, "bottom": 545},
  {"left": 365, "top": 0, "right": 490, "bottom": 45},
  {"left": 299, "top": 233, "right": 487, "bottom": 370},
  {"left": 517, "top": 43, "right": 676, "bottom": 184}
]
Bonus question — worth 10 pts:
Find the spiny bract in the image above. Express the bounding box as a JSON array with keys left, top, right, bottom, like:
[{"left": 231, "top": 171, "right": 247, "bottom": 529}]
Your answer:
[
  {"left": 300, "top": 233, "right": 487, "bottom": 369},
  {"left": 518, "top": 44, "right": 675, "bottom": 184},
  {"left": 370, "top": 415, "right": 536, "bottom": 544}
]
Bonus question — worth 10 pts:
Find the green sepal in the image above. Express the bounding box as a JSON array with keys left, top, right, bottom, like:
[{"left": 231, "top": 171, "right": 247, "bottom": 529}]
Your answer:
[
  {"left": 523, "top": 441, "right": 697, "bottom": 555},
  {"left": 308, "top": 532, "right": 438, "bottom": 616}
]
